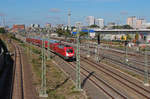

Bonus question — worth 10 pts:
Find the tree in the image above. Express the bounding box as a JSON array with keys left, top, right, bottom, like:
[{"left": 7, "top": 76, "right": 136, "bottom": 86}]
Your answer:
[
  {"left": 56, "top": 28, "right": 65, "bottom": 36},
  {"left": 79, "top": 31, "right": 87, "bottom": 37},
  {"left": 121, "top": 35, "right": 124, "bottom": 41},
  {"left": 89, "top": 24, "right": 99, "bottom": 28},
  {"left": 122, "top": 25, "right": 133, "bottom": 29},
  {"left": 114, "top": 36, "right": 117, "bottom": 40},
  {"left": 112, "top": 25, "right": 133, "bottom": 29},
  {"left": 112, "top": 26, "right": 122, "bottom": 29},
  {"left": 135, "top": 33, "right": 139, "bottom": 41},
  {"left": 0, "top": 28, "right": 5, "bottom": 34},
  {"left": 126, "top": 34, "right": 132, "bottom": 41}
]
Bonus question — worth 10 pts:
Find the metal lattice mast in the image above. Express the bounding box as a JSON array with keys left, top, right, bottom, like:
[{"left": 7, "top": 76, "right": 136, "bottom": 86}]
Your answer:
[
  {"left": 40, "top": 35, "right": 48, "bottom": 97},
  {"left": 87, "top": 28, "right": 90, "bottom": 57},
  {"left": 97, "top": 34, "right": 100, "bottom": 62},
  {"left": 47, "top": 29, "right": 51, "bottom": 60},
  {"left": 144, "top": 41, "right": 149, "bottom": 86},
  {"left": 76, "top": 25, "right": 81, "bottom": 90}
]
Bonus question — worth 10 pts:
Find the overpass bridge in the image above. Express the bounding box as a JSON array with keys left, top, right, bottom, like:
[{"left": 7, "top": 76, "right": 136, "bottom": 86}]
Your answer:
[{"left": 93, "top": 29, "right": 150, "bottom": 34}]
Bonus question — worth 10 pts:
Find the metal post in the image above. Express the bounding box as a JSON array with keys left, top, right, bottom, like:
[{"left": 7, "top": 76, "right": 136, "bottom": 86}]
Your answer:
[
  {"left": 76, "top": 25, "right": 82, "bottom": 91},
  {"left": 40, "top": 35, "right": 48, "bottom": 97},
  {"left": 144, "top": 41, "right": 149, "bottom": 86}
]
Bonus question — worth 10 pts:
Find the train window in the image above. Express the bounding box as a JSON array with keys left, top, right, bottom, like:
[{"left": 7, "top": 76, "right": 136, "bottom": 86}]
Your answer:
[
  {"left": 66, "top": 49, "right": 73, "bottom": 53},
  {"left": 58, "top": 45, "right": 64, "bottom": 49}
]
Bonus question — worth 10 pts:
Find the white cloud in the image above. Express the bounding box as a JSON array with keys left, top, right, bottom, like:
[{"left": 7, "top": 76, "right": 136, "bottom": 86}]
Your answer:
[{"left": 49, "top": 8, "right": 61, "bottom": 13}]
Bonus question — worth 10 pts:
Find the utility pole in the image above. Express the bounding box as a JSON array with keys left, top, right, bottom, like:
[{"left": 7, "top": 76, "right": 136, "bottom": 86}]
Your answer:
[
  {"left": 76, "top": 24, "right": 82, "bottom": 91},
  {"left": 39, "top": 33, "right": 48, "bottom": 97},
  {"left": 144, "top": 39, "right": 149, "bottom": 86}
]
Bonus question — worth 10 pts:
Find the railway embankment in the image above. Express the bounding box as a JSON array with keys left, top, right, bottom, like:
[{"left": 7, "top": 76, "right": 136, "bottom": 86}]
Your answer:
[{"left": 0, "top": 35, "right": 14, "bottom": 99}]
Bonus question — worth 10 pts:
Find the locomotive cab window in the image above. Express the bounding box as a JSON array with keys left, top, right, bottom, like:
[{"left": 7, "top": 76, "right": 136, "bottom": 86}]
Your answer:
[{"left": 66, "top": 49, "right": 73, "bottom": 53}]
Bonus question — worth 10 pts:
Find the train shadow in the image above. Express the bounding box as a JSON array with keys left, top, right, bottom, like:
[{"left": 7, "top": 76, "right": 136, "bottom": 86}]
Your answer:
[
  {"left": 0, "top": 39, "right": 14, "bottom": 99},
  {"left": 81, "top": 71, "right": 94, "bottom": 89}
]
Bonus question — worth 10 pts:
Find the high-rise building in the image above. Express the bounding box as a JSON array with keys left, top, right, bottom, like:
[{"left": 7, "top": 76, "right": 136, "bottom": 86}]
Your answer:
[
  {"left": 95, "top": 18, "right": 104, "bottom": 29},
  {"left": 127, "top": 16, "right": 136, "bottom": 28},
  {"left": 136, "top": 19, "right": 146, "bottom": 29},
  {"left": 87, "top": 16, "right": 95, "bottom": 26}
]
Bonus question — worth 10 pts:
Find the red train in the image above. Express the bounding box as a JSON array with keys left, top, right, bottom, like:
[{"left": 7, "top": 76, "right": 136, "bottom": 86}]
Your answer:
[{"left": 26, "top": 37, "right": 76, "bottom": 60}]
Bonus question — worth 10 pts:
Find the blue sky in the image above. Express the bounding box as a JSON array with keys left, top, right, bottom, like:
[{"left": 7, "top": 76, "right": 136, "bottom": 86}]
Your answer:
[{"left": 0, "top": 0, "right": 150, "bottom": 27}]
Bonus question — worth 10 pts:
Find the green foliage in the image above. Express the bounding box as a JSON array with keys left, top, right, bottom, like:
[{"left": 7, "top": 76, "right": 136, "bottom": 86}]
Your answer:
[
  {"left": 121, "top": 35, "right": 124, "bottom": 40},
  {"left": 135, "top": 33, "right": 139, "bottom": 41},
  {"left": 122, "top": 25, "right": 133, "bottom": 29},
  {"left": 126, "top": 34, "right": 132, "bottom": 41},
  {"left": 56, "top": 26, "right": 71, "bottom": 37},
  {"left": 0, "top": 28, "right": 6, "bottom": 33},
  {"left": 32, "top": 48, "right": 41, "bottom": 54},
  {"left": 56, "top": 28, "right": 66, "bottom": 36},
  {"left": 112, "top": 26, "right": 122, "bottom": 29},
  {"left": 89, "top": 24, "right": 99, "bottom": 28},
  {"left": 112, "top": 25, "right": 133, "bottom": 29},
  {"left": 79, "top": 31, "right": 87, "bottom": 37},
  {"left": 10, "top": 35, "right": 24, "bottom": 43}
]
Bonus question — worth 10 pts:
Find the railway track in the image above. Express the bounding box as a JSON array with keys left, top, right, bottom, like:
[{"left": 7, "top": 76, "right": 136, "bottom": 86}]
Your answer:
[
  {"left": 81, "top": 47, "right": 150, "bottom": 77},
  {"left": 69, "top": 62, "right": 128, "bottom": 99},
  {"left": 11, "top": 44, "right": 24, "bottom": 99},
  {"left": 19, "top": 37, "right": 150, "bottom": 98},
  {"left": 52, "top": 54, "right": 126, "bottom": 99},
  {"left": 81, "top": 56, "right": 150, "bottom": 98}
]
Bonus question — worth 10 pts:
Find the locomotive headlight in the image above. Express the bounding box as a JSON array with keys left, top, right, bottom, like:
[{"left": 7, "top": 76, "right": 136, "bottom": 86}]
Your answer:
[{"left": 66, "top": 53, "right": 69, "bottom": 56}]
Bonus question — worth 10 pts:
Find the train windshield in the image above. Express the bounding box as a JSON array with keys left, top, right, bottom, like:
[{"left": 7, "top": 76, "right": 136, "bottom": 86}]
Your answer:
[{"left": 66, "top": 49, "right": 73, "bottom": 53}]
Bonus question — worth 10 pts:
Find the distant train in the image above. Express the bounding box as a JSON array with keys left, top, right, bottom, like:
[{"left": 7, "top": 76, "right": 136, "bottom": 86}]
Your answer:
[{"left": 26, "top": 37, "right": 76, "bottom": 60}]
